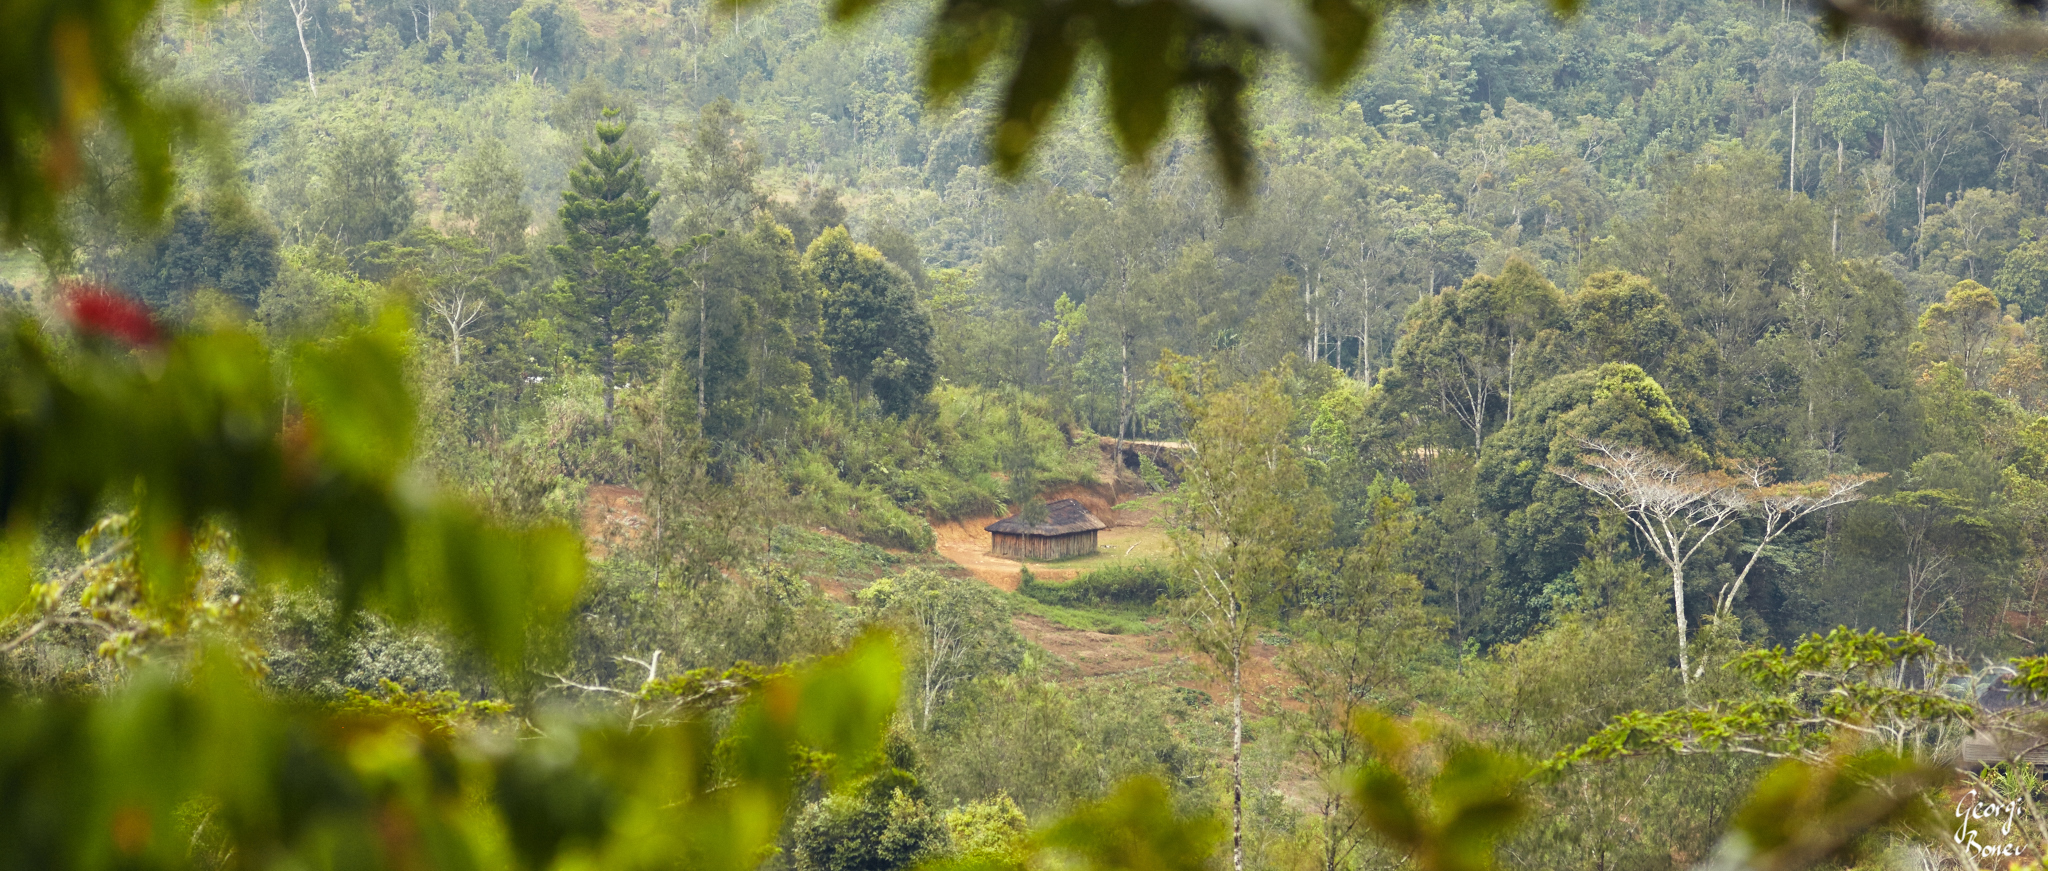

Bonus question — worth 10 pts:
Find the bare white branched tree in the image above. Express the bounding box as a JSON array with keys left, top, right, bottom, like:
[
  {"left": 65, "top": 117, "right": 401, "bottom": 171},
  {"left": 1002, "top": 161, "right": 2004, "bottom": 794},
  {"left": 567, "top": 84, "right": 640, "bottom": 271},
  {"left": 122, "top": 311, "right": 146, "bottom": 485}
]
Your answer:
[
  {"left": 1554, "top": 441, "right": 1744, "bottom": 683},
  {"left": 285, "top": 0, "right": 317, "bottom": 97},
  {"left": 425, "top": 279, "right": 487, "bottom": 368},
  {"left": 545, "top": 650, "right": 779, "bottom": 730},
  {"left": 1714, "top": 460, "right": 1882, "bottom": 619}
]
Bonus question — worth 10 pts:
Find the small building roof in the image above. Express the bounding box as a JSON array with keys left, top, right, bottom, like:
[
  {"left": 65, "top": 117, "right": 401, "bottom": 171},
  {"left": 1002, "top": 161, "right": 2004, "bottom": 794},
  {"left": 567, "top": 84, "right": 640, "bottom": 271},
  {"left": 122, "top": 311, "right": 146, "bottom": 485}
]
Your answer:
[{"left": 985, "top": 499, "right": 1106, "bottom": 537}]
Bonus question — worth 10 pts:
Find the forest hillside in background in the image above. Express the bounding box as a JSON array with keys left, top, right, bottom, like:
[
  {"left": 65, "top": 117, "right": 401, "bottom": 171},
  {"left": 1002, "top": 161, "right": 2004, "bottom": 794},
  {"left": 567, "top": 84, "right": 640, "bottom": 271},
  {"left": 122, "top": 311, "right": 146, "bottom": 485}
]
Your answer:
[{"left": 18, "top": 0, "right": 2048, "bottom": 867}]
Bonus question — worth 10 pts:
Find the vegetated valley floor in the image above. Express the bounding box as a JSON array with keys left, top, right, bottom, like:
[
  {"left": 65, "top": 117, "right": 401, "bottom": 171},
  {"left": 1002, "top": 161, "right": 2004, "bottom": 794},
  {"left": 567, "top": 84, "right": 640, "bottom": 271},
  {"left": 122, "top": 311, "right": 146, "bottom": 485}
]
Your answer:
[{"left": 578, "top": 442, "right": 1301, "bottom": 714}]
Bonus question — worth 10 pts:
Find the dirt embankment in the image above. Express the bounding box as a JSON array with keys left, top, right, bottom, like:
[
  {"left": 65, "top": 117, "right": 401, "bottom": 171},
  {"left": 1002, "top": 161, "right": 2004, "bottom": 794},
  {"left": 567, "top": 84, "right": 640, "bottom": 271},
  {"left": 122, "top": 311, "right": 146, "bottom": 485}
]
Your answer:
[
  {"left": 931, "top": 479, "right": 1140, "bottom": 591},
  {"left": 574, "top": 449, "right": 1301, "bottom": 712},
  {"left": 582, "top": 484, "right": 647, "bottom": 560},
  {"left": 932, "top": 437, "right": 1185, "bottom": 590},
  {"left": 1009, "top": 615, "right": 1301, "bottom": 712},
  {"left": 577, "top": 440, "right": 1179, "bottom": 594}
]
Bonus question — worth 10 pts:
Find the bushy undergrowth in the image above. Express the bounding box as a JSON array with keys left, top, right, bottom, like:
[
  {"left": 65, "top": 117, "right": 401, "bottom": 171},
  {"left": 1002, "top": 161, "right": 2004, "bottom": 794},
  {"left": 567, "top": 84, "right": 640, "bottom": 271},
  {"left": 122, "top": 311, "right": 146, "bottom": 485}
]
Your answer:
[
  {"left": 766, "top": 525, "right": 968, "bottom": 593},
  {"left": 446, "top": 380, "right": 1098, "bottom": 553},
  {"left": 784, "top": 387, "right": 1098, "bottom": 538},
  {"left": 783, "top": 448, "right": 941, "bottom": 552},
  {"left": 1019, "top": 564, "right": 1171, "bottom": 610},
  {"left": 751, "top": 385, "right": 1106, "bottom": 550}
]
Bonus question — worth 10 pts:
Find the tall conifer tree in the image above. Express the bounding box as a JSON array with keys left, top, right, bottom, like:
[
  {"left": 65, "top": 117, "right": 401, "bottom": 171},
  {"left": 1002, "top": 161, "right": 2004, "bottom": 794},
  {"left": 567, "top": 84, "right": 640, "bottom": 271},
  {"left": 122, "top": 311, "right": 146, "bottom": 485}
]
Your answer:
[{"left": 551, "top": 108, "right": 663, "bottom": 428}]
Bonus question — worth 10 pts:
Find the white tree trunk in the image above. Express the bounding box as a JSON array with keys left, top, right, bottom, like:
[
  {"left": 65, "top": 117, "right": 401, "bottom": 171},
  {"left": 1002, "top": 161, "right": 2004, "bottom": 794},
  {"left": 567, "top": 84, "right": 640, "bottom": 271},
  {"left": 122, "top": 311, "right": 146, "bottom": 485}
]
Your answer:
[
  {"left": 1230, "top": 643, "right": 1245, "bottom": 871},
  {"left": 288, "top": 0, "right": 318, "bottom": 97}
]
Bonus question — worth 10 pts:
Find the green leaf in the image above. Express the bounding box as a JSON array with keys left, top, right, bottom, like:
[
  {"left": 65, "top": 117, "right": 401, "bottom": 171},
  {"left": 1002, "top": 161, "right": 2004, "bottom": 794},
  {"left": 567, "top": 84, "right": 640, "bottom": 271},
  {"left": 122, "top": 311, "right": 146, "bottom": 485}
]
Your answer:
[
  {"left": 1100, "top": 2, "right": 1183, "bottom": 160},
  {"left": 1305, "top": 0, "right": 1379, "bottom": 89},
  {"left": 926, "top": 0, "right": 1011, "bottom": 102},
  {"left": 1194, "top": 61, "right": 1254, "bottom": 200},
  {"left": 0, "top": 313, "right": 585, "bottom": 674},
  {"left": 1349, "top": 713, "right": 1527, "bottom": 871},
  {"left": 292, "top": 313, "right": 416, "bottom": 479},
  {"left": 993, "top": 10, "right": 1084, "bottom": 178},
  {"left": 1715, "top": 748, "right": 1947, "bottom": 871},
  {"left": 1042, "top": 776, "right": 1225, "bottom": 871}
]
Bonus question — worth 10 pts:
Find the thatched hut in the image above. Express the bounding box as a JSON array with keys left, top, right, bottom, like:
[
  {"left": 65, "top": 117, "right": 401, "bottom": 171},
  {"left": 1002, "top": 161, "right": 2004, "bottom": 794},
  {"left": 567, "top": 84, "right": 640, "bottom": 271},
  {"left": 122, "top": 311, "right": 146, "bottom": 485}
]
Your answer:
[{"left": 985, "top": 499, "right": 1106, "bottom": 560}]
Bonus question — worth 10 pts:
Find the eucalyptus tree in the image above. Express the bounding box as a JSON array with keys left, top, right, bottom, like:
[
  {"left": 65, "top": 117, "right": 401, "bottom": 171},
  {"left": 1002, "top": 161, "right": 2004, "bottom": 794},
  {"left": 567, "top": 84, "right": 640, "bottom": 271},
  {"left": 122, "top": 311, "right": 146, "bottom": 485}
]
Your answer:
[
  {"left": 1160, "top": 360, "right": 1330, "bottom": 871},
  {"left": 311, "top": 126, "right": 414, "bottom": 249}
]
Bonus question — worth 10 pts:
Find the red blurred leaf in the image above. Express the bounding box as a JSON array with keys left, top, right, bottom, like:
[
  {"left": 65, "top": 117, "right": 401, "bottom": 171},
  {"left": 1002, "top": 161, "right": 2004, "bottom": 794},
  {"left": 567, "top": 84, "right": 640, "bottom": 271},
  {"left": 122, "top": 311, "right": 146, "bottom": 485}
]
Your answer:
[{"left": 63, "top": 285, "right": 161, "bottom": 347}]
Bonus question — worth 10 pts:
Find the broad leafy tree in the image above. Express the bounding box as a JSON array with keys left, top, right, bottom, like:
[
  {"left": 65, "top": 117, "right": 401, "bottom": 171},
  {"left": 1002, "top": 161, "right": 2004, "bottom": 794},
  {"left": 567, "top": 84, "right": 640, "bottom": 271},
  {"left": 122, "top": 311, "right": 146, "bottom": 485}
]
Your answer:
[
  {"left": 310, "top": 126, "right": 415, "bottom": 249},
  {"left": 448, "top": 139, "right": 531, "bottom": 257},
  {"left": 124, "top": 198, "right": 281, "bottom": 311},
  {"left": 805, "top": 227, "right": 937, "bottom": 417},
  {"left": 1382, "top": 259, "right": 1567, "bottom": 453},
  {"left": 680, "top": 219, "right": 827, "bottom": 440}
]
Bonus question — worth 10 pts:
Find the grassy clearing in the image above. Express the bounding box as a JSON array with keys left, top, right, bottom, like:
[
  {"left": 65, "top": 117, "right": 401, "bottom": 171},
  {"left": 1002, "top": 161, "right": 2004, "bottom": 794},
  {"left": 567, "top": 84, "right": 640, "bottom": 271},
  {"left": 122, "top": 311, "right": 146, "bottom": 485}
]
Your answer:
[
  {"left": 1009, "top": 597, "right": 1157, "bottom": 635},
  {"left": 1012, "top": 563, "right": 1169, "bottom": 634},
  {"left": 768, "top": 525, "right": 968, "bottom": 593},
  {"left": 1012, "top": 525, "right": 1174, "bottom": 573}
]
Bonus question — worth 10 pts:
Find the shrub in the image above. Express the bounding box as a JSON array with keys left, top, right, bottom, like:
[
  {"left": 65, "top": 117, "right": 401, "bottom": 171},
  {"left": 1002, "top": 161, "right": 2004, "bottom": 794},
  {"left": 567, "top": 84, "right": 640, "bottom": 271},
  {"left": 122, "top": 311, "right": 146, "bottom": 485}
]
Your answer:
[{"left": 1019, "top": 564, "right": 1171, "bottom": 609}]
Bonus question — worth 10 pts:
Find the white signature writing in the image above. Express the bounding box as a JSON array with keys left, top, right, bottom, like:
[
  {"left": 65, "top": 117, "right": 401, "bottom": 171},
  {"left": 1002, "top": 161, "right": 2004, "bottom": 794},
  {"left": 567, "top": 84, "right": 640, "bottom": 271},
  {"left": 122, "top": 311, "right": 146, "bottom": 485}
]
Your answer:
[{"left": 1954, "top": 789, "right": 2026, "bottom": 859}]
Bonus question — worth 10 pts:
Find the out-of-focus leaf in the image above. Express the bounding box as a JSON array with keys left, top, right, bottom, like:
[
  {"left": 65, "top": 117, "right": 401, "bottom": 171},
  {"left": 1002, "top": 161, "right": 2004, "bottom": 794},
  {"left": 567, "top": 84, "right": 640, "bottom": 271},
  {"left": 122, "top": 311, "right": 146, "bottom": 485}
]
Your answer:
[
  {"left": 925, "top": 0, "right": 1011, "bottom": 102},
  {"left": 0, "top": 0, "right": 222, "bottom": 252},
  {"left": 1306, "top": 0, "right": 1379, "bottom": 87},
  {"left": 992, "top": 9, "right": 1084, "bottom": 179},
  {"left": 0, "top": 639, "right": 905, "bottom": 871},
  {"left": 691, "top": 631, "right": 902, "bottom": 871},
  {"left": 0, "top": 310, "right": 584, "bottom": 669},
  {"left": 1699, "top": 747, "right": 1948, "bottom": 871},
  {"left": 1349, "top": 712, "right": 1528, "bottom": 871},
  {"left": 395, "top": 503, "right": 588, "bottom": 672},
  {"left": 1041, "top": 776, "right": 1225, "bottom": 871},
  {"left": 292, "top": 311, "right": 417, "bottom": 479},
  {"left": 1100, "top": 2, "right": 1183, "bottom": 160},
  {"left": 1195, "top": 61, "right": 1254, "bottom": 200}
]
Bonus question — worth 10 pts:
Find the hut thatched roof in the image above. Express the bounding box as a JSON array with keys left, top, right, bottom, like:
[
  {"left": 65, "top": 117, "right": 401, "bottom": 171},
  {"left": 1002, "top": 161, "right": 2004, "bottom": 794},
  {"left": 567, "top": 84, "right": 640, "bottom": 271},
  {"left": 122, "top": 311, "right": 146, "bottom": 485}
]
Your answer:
[{"left": 985, "top": 499, "right": 1106, "bottom": 537}]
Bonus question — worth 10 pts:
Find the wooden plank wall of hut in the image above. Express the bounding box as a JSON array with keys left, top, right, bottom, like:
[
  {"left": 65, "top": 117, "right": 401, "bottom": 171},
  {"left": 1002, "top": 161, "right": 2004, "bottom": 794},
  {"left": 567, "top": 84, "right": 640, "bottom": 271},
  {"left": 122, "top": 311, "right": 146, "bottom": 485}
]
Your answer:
[{"left": 992, "top": 530, "right": 1099, "bottom": 560}]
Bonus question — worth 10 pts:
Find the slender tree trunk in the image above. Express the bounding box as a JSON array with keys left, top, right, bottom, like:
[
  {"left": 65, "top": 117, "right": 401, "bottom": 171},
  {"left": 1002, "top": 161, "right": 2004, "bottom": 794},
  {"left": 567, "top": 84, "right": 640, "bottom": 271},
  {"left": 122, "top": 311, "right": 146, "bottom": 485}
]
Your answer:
[
  {"left": 603, "top": 349, "right": 617, "bottom": 430},
  {"left": 1114, "top": 329, "right": 1131, "bottom": 505},
  {"left": 1916, "top": 164, "right": 1933, "bottom": 267},
  {"left": 1788, "top": 93, "right": 1798, "bottom": 198},
  {"left": 1672, "top": 561, "right": 1691, "bottom": 683},
  {"left": 1505, "top": 342, "right": 1517, "bottom": 426},
  {"left": 697, "top": 280, "right": 708, "bottom": 421},
  {"left": 1230, "top": 641, "right": 1245, "bottom": 871},
  {"left": 1360, "top": 294, "right": 1372, "bottom": 385},
  {"left": 289, "top": 0, "right": 318, "bottom": 97},
  {"left": 1321, "top": 797, "right": 1342, "bottom": 871},
  {"left": 1303, "top": 277, "right": 1314, "bottom": 361}
]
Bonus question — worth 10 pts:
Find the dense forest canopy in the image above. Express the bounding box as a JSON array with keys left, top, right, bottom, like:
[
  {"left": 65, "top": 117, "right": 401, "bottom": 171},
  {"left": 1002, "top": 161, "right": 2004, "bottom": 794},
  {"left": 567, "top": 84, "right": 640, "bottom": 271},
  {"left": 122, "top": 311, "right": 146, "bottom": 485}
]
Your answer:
[
  {"left": 20, "top": 0, "right": 2048, "bottom": 867},
  {"left": 34, "top": 0, "right": 2048, "bottom": 647}
]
